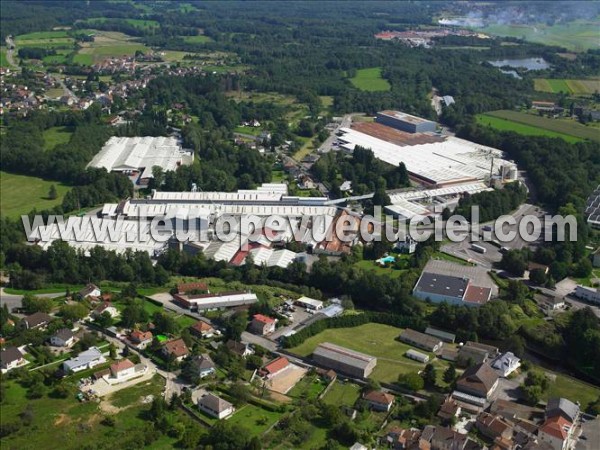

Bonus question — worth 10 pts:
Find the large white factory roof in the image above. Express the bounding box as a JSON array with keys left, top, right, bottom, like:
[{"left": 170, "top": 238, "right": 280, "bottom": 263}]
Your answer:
[
  {"left": 87, "top": 136, "right": 193, "bottom": 178},
  {"left": 338, "top": 127, "right": 510, "bottom": 185}
]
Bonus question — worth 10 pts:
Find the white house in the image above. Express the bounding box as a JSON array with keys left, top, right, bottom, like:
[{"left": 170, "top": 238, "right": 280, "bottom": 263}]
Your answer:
[
  {"left": 50, "top": 328, "right": 75, "bottom": 347},
  {"left": 491, "top": 352, "right": 521, "bottom": 377},
  {"left": 63, "top": 347, "right": 106, "bottom": 373},
  {"left": 0, "top": 346, "right": 25, "bottom": 372},
  {"left": 92, "top": 302, "right": 119, "bottom": 319},
  {"left": 198, "top": 393, "right": 234, "bottom": 419},
  {"left": 79, "top": 283, "right": 101, "bottom": 299},
  {"left": 110, "top": 359, "right": 137, "bottom": 380}
]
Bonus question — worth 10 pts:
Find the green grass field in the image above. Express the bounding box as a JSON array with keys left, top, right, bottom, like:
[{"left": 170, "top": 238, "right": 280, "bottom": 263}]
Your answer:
[
  {"left": 476, "top": 114, "right": 581, "bottom": 143},
  {"left": 0, "top": 47, "right": 8, "bottom": 67},
  {"left": 182, "top": 35, "right": 213, "bottom": 44},
  {"left": 350, "top": 67, "right": 391, "bottom": 92},
  {"left": 227, "top": 404, "right": 281, "bottom": 437},
  {"left": 288, "top": 322, "right": 450, "bottom": 383},
  {"left": 477, "top": 110, "right": 599, "bottom": 142},
  {"left": 15, "top": 30, "right": 70, "bottom": 40},
  {"left": 322, "top": 380, "right": 361, "bottom": 406},
  {"left": 74, "top": 31, "right": 149, "bottom": 65},
  {"left": 541, "top": 369, "right": 600, "bottom": 410},
  {"left": 84, "top": 18, "right": 159, "bottom": 30},
  {"left": 43, "top": 126, "right": 73, "bottom": 150},
  {"left": 481, "top": 20, "right": 600, "bottom": 52},
  {"left": 0, "top": 171, "right": 70, "bottom": 218},
  {"left": 353, "top": 259, "right": 406, "bottom": 279},
  {"left": 534, "top": 78, "right": 600, "bottom": 95}
]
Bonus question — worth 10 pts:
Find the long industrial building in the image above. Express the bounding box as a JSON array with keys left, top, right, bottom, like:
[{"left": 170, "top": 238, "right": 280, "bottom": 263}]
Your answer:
[
  {"left": 337, "top": 112, "right": 517, "bottom": 188},
  {"left": 87, "top": 136, "right": 194, "bottom": 184},
  {"left": 312, "top": 342, "right": 377, "bottom": 378}
]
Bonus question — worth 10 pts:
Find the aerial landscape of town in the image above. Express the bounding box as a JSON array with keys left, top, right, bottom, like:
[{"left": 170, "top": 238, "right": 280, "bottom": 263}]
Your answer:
[{"left": 0, "top": 1, "right": 600, "bottom": 449}]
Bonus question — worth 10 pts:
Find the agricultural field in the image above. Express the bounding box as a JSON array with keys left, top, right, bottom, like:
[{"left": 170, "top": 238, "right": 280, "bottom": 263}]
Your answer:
[
  {"left": 534, "top": 78, "right": 600, "bottom": 95},
  {"left": 43, "top": 126, "right": 73, "bottom": 150},
  {"left": 349, "top": 67, "right": 391, "bottom": 92},
  {"left": 0, "top": 47, "right": 8, "bottom": 67},
  {"left": 0, "top": 171, "right": 70, "bottom": 218},
  {"left": 481, "top": 20, "right": 600, "bottom": 52},
  {"left": 74, "top": 31, "right": 149, "bottom": 65},
  {"left": 477, "top": 110, "right": 600, "bottom": 142},
  {"left": 288, "top": 322, "right": 451, "bottom": 384},
  {"left": 15, "top": 31, "right": 74, "bottom": 50},
  {"left": 476, "top": 114, "right": 581, "bottom": 143}
]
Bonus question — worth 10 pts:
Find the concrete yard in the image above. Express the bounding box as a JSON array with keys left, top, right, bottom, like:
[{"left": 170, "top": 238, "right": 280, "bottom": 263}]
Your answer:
[{"left": 266, "top": 363, "right": 307, "bottom": 394}]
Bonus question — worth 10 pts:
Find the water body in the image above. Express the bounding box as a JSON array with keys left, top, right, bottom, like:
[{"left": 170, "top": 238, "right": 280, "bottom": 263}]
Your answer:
[
  {"left": 487, "top": 57, "right": 550, "bottom": 70},
  {"left": 500, "top": 69, "right": 522, "bottom": 79}
]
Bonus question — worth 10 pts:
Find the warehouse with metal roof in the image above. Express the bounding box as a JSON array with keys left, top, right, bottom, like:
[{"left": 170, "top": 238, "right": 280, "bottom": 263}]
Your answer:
[{"left": 312, "top": 342, "right": 377, "bottom": 378}]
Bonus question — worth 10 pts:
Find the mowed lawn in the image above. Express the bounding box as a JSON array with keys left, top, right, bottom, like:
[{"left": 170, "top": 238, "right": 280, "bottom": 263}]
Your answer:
[
  {"left": 534, "top": 78, "right": 600, "bottom": 95},
  {"left": 476, "top": 114, "right": 581, "bottom": 144},
  {"left": 288, "top": 323, "right": 450, "bottom": 383},
  {"left": 43, "top": 126, "right": 73, "bottom": 150},
  {"left": 477, "top": 110, "right": 599, "bottom": 143},
  {"left": 350, "top": 67, "right": 391, "bottom": 92},
  {"left": 322, "top": 380, "right": 361, "bottom": 406},
  {"left": 226, "top": 404, "right": 281, "bottom": 437},
  {"left": 0, "top": 171, "right": 70, "bottom": 218},
  {"left": 542, "top": 369, "right": 600, "bottom": 410}
]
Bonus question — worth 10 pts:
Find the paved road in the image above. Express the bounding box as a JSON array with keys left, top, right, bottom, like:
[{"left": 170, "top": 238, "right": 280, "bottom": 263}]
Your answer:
[
  {"left": 0, "top": 287, "right": 65, "bottom": 312},
  {"left": 241, "top": 331, "right": 277, "bottom": 352},
  {"left": 4, "top": 37, "right": 19, "bottom": 69}
]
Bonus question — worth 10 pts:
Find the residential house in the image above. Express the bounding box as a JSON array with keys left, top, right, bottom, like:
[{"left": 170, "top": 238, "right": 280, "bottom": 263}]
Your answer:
[
  {"left": 161, "top": 338, "right": 189, "bottom": 362},
  {"left": 50, "top": 328, "right": 75, "bottom": 347},
  {"left": 0, "top": 346, "right": 25, "bottom": 372},
  {"left": 250, "top": 314, "right": 276, "bottom": 335},
  {"left": 226, "top": 340, "right": 254, "bottom": 358},
  {"left": 259, "top": 356, "right": 290, "bottom": 379},
  {"left": 545, "top": 398, "right": 579, "bottom": 423},
  {"left": 189, "top": 354, "right": 216, "bottom": 379},
  {"left": 429, "top": 426, "right": 474, "bottom": 450},
  {"left": 455, "top": 363, "right": 499, "bottom": 400},
  {"left": 491, "top": 352, "right": 521, "bottom": 377},
  {"left": 63, "top": 347, "right": 106, "bottom": 373},
  {"left": 21, "top": 312, "right": 53, "bottom": 330},
  {"left": 537, "top": 416, "right": 574, "bottom": 450},
  {"left": 383, "top": 427, "right": 426, "bottom": 450},
  {"left": 437, "top": 397, "right": 461, "bottom": 422},
  {"left": 79, "top": 283, "right": 101, "bottom": 299},
  {"left": 363, "top": 390, "right": 395, "bottom": 412},
  {"left": 457, "top": 341, "right": 499, "bottom": 367},
  {"left": 92, "top": 302, "right": 119, "bottom": 319},
  {"left": 399, "top": 329, "right": 443, "bottom": 353},
  {"left": 476, "top": 412, "right": 513, "bottom": 442},
  {"left": 190, "top": 320, "right": 215, "bottom": 338},
  {"left": 110, "top": 359, "right": 136, "bottom": 380},
  {"left": 129, "top": 330, "right": 153, "bottom": 349},
  {"left": 197, "top": 393, "right": 234, "bottom": 419}
]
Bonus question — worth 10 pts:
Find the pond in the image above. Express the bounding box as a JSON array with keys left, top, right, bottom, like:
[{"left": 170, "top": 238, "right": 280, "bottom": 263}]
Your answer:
[{"left": 487, "top": 57, "right": 550, "bottom": 70}]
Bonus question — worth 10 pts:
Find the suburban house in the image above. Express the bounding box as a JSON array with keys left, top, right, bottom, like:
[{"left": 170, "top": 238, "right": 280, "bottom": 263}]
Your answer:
[
  {"left": 50, "top": 328, "right": 75, "bottom": 347},
  {"left": 92, "top": 301, "right": 119, "bottom": 319},
  {"left": 21, "top": 312, "right": 53, "bottom": 330},
  {"left": 63, "top": 347, "right": 106, "bottom": 373},
  {"left": 161, "top": 338, "right": 189, "bottom": 362},
  {"left": 537, "top": 416, "right": 574, "bottom": 450},
  {"left": 454, "top": 363, "right": 499, "bottom": 401},
  {"left": 383, "top": 427, "right": 424, "bottom": 450},
  {"left": 0, "top": 346, "right": 25, "bottom": 372},
  {"left": 476, "top": 412, "right": 513, "bottom": 442},
  {"left": 78, "top": 283, "right": 101, "bottom": 299},
  {"left": 491, "top": 352, "right": 521, "bottom": 377},
  {"left": 399, "top": 328, "right": 443, "bottom": 353},
  {"left": 437, "top": 397, "right": 461, "bottom": 422},
  {"left": 249, "top": 314, "right": 276, "bottom": 335},
  {"left": 429, "top": 425, "right": 478, "bottom": 450},
  {"left": 363, "top": 390, "right": 395, "bottom": 412},
  {"left": 190, "top": 320, "right": 215, "bottom": 338},
  {"left": 110, "top": 359, "right": 137, "bottom": 380},
  {"left": 545, "top": 398, "right": 579, "bottom": 423},
  {"left": 259, "top": 356, "right": 290, "bottom": 379},
  {"left": 226, "top": 340, "right": 254, "bottom": 358},
  {"left": 189, "top": 354, "right": 216, "bottom": 379},
  {"left": 457, "top": 341, "right": 499, "bottom": 366},
  {"left": 129, "top": 330, "right": 153, "bottom": 349},
  {"left": 197, "top": 393, "right": 234, "bottom": 419}
]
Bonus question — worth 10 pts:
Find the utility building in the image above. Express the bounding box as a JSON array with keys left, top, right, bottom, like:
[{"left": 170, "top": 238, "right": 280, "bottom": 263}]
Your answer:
[
  {"left": 376, "top": 110, "right": 437, "bottom": 134},
  {"left": 312, "top": 342, "right": 377, "bottom": 378}
]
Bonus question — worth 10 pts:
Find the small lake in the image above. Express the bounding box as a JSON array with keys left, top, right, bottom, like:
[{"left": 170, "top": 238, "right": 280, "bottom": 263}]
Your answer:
[
  {"left": 487, "top": 57, "right": 550, "bottom": 70},
  {"left": 500, "top": 69, "right": 522, "bottom": 79}
]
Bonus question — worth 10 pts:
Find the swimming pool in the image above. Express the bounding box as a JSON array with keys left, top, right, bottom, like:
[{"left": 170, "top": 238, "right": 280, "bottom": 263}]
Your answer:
[{"left": 376, "top": 255, "right": 395, "bottom": 264}]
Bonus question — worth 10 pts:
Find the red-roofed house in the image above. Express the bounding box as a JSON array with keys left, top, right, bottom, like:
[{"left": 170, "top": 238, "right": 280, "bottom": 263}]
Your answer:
[
  {"left": 259, "top": 356, "right": 290, "bottom": 379},
  {"left": 250, "top": 314, "right": 276, "bottom": 335},
  {"left": 110, "top": 359, "right": 136, "bottom": 379},
  {"left": 130, "top": 330, "right": 153, "bottom": 349},
  {"left": 161, "top": 338, "right": 189, "bottom": 362},
  {"left": 190, "top": 320, "right": 215, "bottom": 338},
  {"left": 363, "top": 390, "right": 395, "bottom": 412},
  {"left": 538, "top": 416, "right": 574, "bottom": 450}
]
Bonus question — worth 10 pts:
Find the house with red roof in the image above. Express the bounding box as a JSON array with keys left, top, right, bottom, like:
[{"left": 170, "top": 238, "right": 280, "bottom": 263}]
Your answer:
[
  {"left": 259, "top": 356, "right": 290, "bottom": 379},
  {"left": 161, "top": 338, "right": 189, "bottom": 362},
  {"left": 190, "top": 320, "right": 215, "bottom": 338},
  {"left": 129, "top": 330, "right": 153, "bottom": 349},
  {"left": 363, "top": 390, "right": 395, "bottom": 412},
  {"left": 250, "top": 314, "right": 276, "bottom": 335},
  {"left": 110, "top": 359, "right": 136, "bottom": 379},
  {"left": 537, "top": 416, "right": 574, "bottom": 450}
]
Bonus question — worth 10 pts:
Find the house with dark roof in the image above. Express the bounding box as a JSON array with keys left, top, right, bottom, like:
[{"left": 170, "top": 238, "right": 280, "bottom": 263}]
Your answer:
[
  {"left": 545, "top": 398, "right": 579, "bottom": 423},
  {"left": 383, "top": 427, "right": 425, "bottom": 450},
  {"left": 249, "top": 314, "right": 276, "bottom": 335},
  {"left": 226, "top": 340, "right": 254, "bottom": 358},
  {"left": 400, "top": 329, "right": 443, "bottom": 352},
  {"left": 189, "top": 354, "right": 216, "bottom": 379},
  {"left": 363, "top": 390, "right": 395, "bottom": 412},
  {"left": 50, "top": 328, "right": 75, "bottom": 347},
  {"left": 457, "top": 341, "right": 499, "bottom": 367},
  {"left": 0, "top": 346, "right": 25, "bottom": 372},
  {"left": 437, "top": 397, "right": 461, "bottom": 421},
  {"left": 21, "top": 312, "right": 53, "bottom": 330},
  {"left": 78, "top": 283, "right": 101, "bottom": 299},
  {"left": 197, "top": 393, "right": 234, "bottom": 419},
  {"left": 476, "top": 412, "right": 513, "bottom": 441},
  {"left": 312, "top": 342, "right": 377, "bottom": 378},
  {"left": 425, "top": 327, "right": 456, "bottom": 343},
  {"left": 455, "top": 363, "right": 499, "bottom": 400},
  {"left": 161, "top": 338, "right": 189, "bottom": 362},
  {"left": 413, "top": 272, "right": 468, "bottom": 305},
  {"left": 92, "top": 302, "right": 118, "bottom": 319}
]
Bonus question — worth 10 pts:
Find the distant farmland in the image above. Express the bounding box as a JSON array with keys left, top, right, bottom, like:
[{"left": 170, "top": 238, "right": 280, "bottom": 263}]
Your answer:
[
  {"left": 350, "top": 67, "right": 391, "bottom": 92},
  {"left": 477, "top": 110, "right": 599, "bottom": 143},
  {"left": 534, "top": 78, "right": 600, "bottom": 95}
]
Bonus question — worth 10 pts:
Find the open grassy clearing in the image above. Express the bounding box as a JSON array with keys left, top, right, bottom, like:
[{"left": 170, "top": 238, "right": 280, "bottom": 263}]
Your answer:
[
  {"left": 227, "top": 404, "right": 281, "bottom": 437},
  {"left": 182, "top": 35, "right": 213, "bottom": 44},
  {"left": 288, "top": 322, "right": 451, "bottom": 384},
  {"left": 540, "top": 367, "right": 600, "bottom": 410},
  {"left": 83, "top": 18, "right": 159, "bottom": 30},
  {"left": 350, "top": 67, "right": 391, "bottom": 92},
  {"left": 74, "top": 30, "right": 149, "bottom": 65},
  {"left": 15, "top": 30, "right": 70, "bottom": 41},
  {"left": 353, "top": 259, "right": 407, "bottom": 279},
  {"left": 0, "top": 171, "right": 70, "bottom": 218},
  {"left": 477, "top": 110, "right": 599, "bottom": 142},
  {"left": 534, "top": 78, "right": 600, "bottom": 95},
  {"left": 476, "top": 114, "right": 581, "bottom": 143},
  {"left": 43, "top": 126, "right": 73, "bottom": 150},
  {"left": 1, "top": 47, "right": 9, "bottom": 67},
  {"left": 322, "top": 380, "right": 361, "bottom": 406}
]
